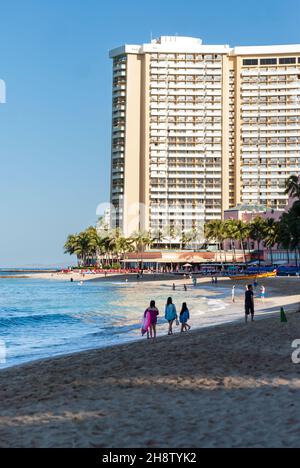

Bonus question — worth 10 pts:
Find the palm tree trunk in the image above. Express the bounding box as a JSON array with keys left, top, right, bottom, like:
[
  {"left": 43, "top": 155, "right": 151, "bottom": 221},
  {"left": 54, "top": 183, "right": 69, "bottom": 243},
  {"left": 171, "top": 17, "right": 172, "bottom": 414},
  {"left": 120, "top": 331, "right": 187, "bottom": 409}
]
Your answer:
[
  {"left": 232, "top": 240, "right": 236, "bottom": 265},
  {"left": 270, "top": 247, "right": 273, "bottom": 265},
  {"left": 241, "top": 239, "right": 247, "bottom": 265},
  {"left": 140, "top": 245, "right": 144, "bottom": 271}
]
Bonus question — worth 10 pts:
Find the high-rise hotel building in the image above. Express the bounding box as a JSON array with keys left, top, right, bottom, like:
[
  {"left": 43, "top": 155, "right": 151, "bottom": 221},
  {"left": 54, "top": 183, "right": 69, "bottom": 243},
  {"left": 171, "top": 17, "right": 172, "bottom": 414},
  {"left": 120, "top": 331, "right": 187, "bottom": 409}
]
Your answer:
[{"left": 109, "top": 36, "right": 300, "bottom": 238}]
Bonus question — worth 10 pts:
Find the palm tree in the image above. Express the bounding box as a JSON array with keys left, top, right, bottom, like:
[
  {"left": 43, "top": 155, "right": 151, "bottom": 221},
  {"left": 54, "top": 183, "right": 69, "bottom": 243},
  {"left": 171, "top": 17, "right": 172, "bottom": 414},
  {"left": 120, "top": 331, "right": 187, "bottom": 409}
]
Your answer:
[
  {"left": 278, "top": 213, "right": 292, "bottom": 264},
  {"left": 86, "top": 226, "right": 100, "bottom": 257},
  {"left": 280, "top": 179, "right": 300, "bottom": 266},
  {"left": 96, "top": 235, "right": 110, "bottom": 266},
  {"left": 64, "top": 234, "right": 78, "bottom": 259},
  {"left": 152, "top": 229, "right": 167, "bottom": 248},
  {"left": 180, "top": 231, "right": 193, "bottom": 250},
  {"left": 167, "top": 226, "right": 178, "bottom": 249},
  {"left": 117, "top": 236, "right": 135, "bottom": 266},
  {"left": 234, "top": 220, "right": 250, "bottom": 265},
  {"left": 106, "top": 228, "right": 122, "bottom": 262},
  {"left": 224, "top": 219, "right": 238, "bottom": 264},
  {"left": 64, "top": 230, "right": 92, "bottom": 266},
  {"left": 289, "top": 219, "right": 300, "bottom": 268},
  {"left": 65, "top": 227, "right": 104, "bottom": 267},
  {"left": 79, "top": 229, "right": 98, "bottom": 266},
  {"left": 249, "top": 217, "right": 268, "bottom": 268},
  {"left": 205, "top": 220, "right": 226, "bottom": 262},
  {"left": 264, "top": 218, "right": 280, "bottom": 265},
  {"left": 286, "top": 207, "right": 300, "bottom": 267},
  {"left": 132, "top": 231, "right": 153, "bottom": 269},
  {"left": 285, "top": 175, "right": 300, "bottom": 200}
]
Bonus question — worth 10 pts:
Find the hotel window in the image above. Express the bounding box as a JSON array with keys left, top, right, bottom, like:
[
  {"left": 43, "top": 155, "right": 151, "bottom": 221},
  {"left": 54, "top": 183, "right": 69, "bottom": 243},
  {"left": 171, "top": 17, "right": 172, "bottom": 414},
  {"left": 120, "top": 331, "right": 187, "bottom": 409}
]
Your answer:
[
  {"left": 279, "top": 57, "right": 296, "bottom": 64},
  {"left": 260, "top": 58, "right": 277, "bottom": 65},
  {"left": 243, "top": 59, "right": 259, "bottom": 66}
]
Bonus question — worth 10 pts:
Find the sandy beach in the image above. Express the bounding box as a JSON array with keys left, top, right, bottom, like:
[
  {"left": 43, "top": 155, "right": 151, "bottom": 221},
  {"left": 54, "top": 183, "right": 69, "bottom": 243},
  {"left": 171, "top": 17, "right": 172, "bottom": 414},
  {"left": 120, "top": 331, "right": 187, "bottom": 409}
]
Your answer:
[
  {"left": 15, "top": 270, "right": 180, "bottom": 283},
  {"left": 0, "top": 277, "right": 300, "bottom": 448}
]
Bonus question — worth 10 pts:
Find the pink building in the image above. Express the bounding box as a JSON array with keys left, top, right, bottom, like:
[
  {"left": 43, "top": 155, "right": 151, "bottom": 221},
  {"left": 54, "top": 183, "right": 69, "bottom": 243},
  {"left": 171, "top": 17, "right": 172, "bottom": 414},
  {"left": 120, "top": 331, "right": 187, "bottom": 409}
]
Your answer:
[{"left": 224, "top": 200, "right": 294, "bottom": 265}]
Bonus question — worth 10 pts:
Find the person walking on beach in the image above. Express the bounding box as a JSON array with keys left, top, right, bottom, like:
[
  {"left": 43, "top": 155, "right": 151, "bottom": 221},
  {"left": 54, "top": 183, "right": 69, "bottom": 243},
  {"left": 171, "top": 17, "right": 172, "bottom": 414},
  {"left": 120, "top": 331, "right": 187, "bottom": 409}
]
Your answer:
[
  {"left": 245, "top": 284, "right": 255, "bottom": 323},
  {"left": 180, "top": 302, "right": 191, "bottom": 332},
  {"left": 165, "top": 297, "right": 178, "bottom": 336},
  {"left": 260, "top": 285, "right": 266, "bottom": 301},
  {"left": 173, "top": 283, "right": 176, "bottom": 291},
  {"left": 144, "top": 300, "right": 159, "bottom": 341},
  {"left": 232, "top": 285, "right": 236, "bottom": 303},
  {"left": 184, "top": 284, "right": 187, "bottom": 292}
]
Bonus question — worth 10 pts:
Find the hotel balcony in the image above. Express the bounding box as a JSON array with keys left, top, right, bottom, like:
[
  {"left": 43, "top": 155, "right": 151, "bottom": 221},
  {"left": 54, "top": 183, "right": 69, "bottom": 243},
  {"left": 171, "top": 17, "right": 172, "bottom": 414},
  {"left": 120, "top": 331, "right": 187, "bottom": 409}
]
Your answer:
[
  {"left": 242, "top": 69, "right": 300, "bottom": 77},
  {"left": 113, "top": 69, "right": 126, "bottom": 78}
]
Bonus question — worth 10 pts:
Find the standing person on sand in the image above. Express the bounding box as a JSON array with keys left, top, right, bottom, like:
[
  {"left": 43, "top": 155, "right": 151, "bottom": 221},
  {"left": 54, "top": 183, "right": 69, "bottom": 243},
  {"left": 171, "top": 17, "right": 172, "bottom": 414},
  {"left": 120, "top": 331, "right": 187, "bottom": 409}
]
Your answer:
[
  {"left": 260, "top": 285, "right": 266, "bottom": 301},
  {"left": 165, "top": 297, "right": 178, "bottom": 336},
  {"left": 232, "top": 285, "right": 236, "bottom": 303},
  {"left": 144, "top": 300, "right": 159, "bottom": 342},
  {"left": 180, "top": 302, "right": 191, "bottom": 332},
  {"left": 245, "top": 285, "right": 255, "bottom": 323}
]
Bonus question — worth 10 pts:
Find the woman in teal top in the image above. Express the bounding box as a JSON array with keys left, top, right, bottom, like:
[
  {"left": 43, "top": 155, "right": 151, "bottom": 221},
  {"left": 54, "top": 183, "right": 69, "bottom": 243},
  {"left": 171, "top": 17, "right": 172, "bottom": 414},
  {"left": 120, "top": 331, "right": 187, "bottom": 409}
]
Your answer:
[
  {"left": 165, "top": 297, "right": 178, "bottom": 336},
  {"left": 180, "top": 302, "right": 191, "bottom": 332}
]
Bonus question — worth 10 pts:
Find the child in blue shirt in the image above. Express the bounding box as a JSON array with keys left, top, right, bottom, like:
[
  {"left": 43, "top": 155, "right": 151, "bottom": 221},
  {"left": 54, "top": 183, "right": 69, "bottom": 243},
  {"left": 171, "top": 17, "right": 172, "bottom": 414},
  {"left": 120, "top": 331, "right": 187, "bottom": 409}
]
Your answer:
[{"left": 180, "top": 302, "right": 191, "bottom": 332}]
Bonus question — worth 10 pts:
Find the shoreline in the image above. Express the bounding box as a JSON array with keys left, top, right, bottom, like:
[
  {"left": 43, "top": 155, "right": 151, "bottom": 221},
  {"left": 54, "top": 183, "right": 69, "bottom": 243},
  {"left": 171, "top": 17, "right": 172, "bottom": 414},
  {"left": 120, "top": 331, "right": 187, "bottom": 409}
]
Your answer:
[
  {"left": 1, "top": 271, "right": 181, "bottom": 283},
  {"left": 0, "top": 307, "right": 299, "bottom": 447},
  {"left": 0, "top": 305, "right": 287, "bottom": 374},
  {"left": 1, "top": 276, "right": 300, "bottom": 371}
]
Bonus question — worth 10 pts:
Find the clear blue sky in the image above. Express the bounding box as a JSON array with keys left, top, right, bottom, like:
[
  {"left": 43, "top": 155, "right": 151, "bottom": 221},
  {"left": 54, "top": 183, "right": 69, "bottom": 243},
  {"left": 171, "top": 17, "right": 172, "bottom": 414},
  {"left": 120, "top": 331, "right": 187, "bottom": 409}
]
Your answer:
[{"left": 0, "top": 0, "right": 299, "bottom": 267}]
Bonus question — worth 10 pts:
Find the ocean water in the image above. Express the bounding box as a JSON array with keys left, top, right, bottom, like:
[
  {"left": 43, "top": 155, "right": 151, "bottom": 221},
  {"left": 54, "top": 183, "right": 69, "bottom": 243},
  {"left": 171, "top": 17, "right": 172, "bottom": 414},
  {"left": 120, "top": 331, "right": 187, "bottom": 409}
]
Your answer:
[{"left": 0, "top": 276, "right": 238, "bottom": 370}]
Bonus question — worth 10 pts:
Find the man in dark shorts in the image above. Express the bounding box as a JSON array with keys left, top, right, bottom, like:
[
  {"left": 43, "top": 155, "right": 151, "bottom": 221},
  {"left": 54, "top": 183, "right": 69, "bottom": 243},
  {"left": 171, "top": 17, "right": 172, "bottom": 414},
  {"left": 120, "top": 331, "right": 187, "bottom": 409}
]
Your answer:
[{"left": 245, "top": 284, "right": 255, "bottom": 323}]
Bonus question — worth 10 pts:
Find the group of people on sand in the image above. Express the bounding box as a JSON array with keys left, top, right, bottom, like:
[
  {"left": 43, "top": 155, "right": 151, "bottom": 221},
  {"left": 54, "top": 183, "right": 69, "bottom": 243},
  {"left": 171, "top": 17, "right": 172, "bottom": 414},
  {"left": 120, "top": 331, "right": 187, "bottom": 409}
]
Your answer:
[
  {"left": 142, "top": 298, "right": 191, "bottom": 342},
  {"left": 141, "top": 277, "right": 268, "bottom": 341}
]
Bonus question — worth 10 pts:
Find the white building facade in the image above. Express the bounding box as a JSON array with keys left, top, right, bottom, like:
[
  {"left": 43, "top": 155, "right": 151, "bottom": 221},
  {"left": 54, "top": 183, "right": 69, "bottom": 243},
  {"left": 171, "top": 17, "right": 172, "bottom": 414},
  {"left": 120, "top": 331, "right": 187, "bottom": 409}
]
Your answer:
[{"left": 109, "top": 37, "right": 300, "bottom": 241}]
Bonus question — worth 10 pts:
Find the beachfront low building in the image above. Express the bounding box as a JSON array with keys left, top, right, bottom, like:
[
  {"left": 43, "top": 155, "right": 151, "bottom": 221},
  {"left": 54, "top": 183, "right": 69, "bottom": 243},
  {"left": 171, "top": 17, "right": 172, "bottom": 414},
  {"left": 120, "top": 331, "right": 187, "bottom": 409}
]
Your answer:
[
  {"left": 224, "top": 203, "right": 292, "bottom": 264},
  {"left": 121, "top": 250, "right": 251, "bottom": 272}
]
